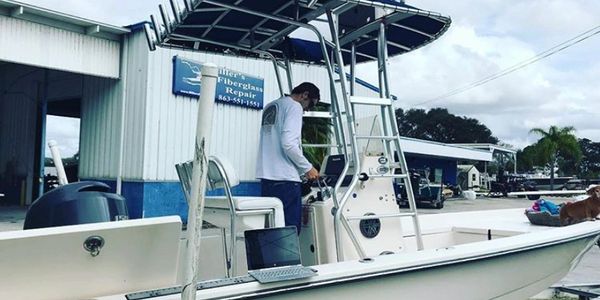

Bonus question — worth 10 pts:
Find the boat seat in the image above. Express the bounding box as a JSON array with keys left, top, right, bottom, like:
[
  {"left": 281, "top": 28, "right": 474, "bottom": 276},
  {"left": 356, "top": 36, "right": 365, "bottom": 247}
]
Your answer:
[
  {"left": 206, "top": 155, "right": 285, "bottom": 228},
  {"left": 204, "top": 196, "right": 285, "bottom": 229},
  {"left": 176, "top": 156, "right": 285, "bottom": 229},
  {"left": 175, "top": 155, "right": 285, "bottom": 276}
]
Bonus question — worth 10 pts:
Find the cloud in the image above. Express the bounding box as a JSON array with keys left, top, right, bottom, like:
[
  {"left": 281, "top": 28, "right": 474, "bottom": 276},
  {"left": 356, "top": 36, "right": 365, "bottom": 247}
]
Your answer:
[
  {"left": 361, "top": 0, "right": 600, "bottom": 149},
  {"left": 45, "top": 116, "right": 80, "bottom": 158}
]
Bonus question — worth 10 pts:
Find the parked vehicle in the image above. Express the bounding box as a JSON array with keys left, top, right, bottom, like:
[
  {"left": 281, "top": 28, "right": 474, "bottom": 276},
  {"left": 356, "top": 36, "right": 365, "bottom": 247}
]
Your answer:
[
  {"left": 562, "top": 179, "right": 600, "bottom": 190},
  {"left": 526, "top": 177, "right": 572, "bottom": 191},
  {"left": 563, "top": 179, "right": 586, "bottom": 190},
  {"left": 396, "top": 169, "right": 445, "bottom": 209},
  {"left": 488, "top": 175, "right": 536, "bottom": 197}
]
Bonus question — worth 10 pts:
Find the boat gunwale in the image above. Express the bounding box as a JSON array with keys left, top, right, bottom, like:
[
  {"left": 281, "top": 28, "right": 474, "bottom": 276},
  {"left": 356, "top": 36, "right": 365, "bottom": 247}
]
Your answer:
[{"left": 129, "top": 220, "right": 600, "bottom": 299}]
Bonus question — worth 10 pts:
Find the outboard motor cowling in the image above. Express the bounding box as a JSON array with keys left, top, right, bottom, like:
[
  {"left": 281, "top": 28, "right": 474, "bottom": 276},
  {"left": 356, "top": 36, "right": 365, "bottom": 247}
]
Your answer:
[{"left": 24, "top": 181, "right": 129, "bottom": 230}]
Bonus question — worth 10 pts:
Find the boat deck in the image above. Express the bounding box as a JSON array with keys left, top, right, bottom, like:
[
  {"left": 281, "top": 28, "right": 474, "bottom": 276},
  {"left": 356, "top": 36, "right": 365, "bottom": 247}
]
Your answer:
[{"left": 407, "top": 207, "right": 543, "bottom": 235}]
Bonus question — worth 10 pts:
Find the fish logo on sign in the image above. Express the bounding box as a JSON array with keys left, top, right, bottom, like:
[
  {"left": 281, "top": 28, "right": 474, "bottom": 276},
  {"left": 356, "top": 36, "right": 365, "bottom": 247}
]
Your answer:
[
  {"left": 173, "top": 56, "right": 203, "bottom": 97},
  {"left": 181, "top": 60, "right": 201, "bottom": 86}
]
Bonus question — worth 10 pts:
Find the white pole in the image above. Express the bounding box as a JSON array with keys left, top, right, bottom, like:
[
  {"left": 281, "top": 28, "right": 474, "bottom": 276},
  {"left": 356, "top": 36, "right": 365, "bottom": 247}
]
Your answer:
[
  {"left": 181, "top": 63, "right": 219, "bottom": 300},
  {"left": 116, "top": 35, "right": 130, "bottom": 195},
  {"left": 47, "top": 140, "right": 68, "bottom": 185}
]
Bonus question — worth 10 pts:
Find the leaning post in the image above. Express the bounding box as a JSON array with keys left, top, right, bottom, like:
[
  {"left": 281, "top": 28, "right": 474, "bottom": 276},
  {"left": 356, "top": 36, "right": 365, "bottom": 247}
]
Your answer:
[
  {"left": 181, "top": 63, "right": 219, "bottom": 300},
  {"left": 48, "top": 140, "right": 69, "bottom": 185}
]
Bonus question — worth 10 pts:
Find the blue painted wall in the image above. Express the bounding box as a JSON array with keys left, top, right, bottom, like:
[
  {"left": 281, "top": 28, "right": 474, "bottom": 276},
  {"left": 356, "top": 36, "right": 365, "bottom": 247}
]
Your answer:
[
  {"left": 84, "top": 179, "right": 261, "bottom": 223},
  {"left": 404, "top": 155, "right": 458, "bottom": 185},
  {"left": 87, "top": 156, "right": 455, "bottom": 221}
]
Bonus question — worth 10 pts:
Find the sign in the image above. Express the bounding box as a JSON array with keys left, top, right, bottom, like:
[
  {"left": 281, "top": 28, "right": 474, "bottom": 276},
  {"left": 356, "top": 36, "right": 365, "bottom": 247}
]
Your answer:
[{"left": 172, "top": 56, "right": 264, "bottom": 109}]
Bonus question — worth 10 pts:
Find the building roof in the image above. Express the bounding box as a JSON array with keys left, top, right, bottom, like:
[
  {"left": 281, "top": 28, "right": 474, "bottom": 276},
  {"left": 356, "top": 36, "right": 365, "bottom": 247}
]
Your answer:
[
  {"left": 0, "top": 0, "right": 129, "bottom": 41},
  {"left": 401, "top": 137, "right": 493, "bottom": 162},
  {"left": 457, "top": 164, "right": 478, "bottom": 173},
  {"left": 452, "top": 143, "right": 517, "bottom": 155}
]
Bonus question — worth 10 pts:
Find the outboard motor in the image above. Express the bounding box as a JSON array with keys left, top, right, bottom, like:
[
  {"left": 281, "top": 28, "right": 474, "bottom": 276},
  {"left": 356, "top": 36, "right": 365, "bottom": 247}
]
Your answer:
[{"left": 24, "top": 181, "right": 129, "bottom": 230}]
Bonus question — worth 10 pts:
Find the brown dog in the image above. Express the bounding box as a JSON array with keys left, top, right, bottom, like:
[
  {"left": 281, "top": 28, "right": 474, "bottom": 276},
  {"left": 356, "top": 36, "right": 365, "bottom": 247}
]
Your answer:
[{"left": 559, "top": 185, "right": 600, "bottom": 225}]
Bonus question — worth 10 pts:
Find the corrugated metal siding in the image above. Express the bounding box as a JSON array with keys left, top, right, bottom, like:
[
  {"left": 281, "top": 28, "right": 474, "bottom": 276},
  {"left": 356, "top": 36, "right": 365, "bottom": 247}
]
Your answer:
[
  {"left": 79, "top": 76, "right": 122, "bottom": 179},
  {"left": 142, "top": 35, "right": 332, "bottom": 181},
  {"left": 120, "top": 34, "right": 149, "bottom": 180},
  {"left": 328, "top": 78, "right": 386, "bottom": 155},
  {"left": 79, "top": 33, "right": 149, "bottom": 180},
  {"left": 351, "top": 82, "right": 383, "bottom": 120},
  {"left": 77, "top": 30, "right": 379, "bottom": 182},
  {"left": 0, "top": 15, "right": 121, "bottom": 78}
]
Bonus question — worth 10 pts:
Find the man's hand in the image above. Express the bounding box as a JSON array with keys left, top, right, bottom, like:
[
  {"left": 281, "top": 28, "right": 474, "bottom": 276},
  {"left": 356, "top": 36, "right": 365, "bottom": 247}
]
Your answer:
[{"left": 305, "top": 167, "right": 319, "bottom": 181}]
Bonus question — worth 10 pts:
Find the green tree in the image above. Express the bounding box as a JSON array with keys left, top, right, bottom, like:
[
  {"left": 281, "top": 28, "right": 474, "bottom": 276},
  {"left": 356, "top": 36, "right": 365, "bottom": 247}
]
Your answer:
[
  {"left": 302, "top": 103, "right": 331, "bottom": 170},
  {"left": 395, "top": 108, "right": 499, "bottom": 144},
  {"left": 529, "top": 126, "right": 581, "bottom": 189},
  {"left": 517, "top": 143, "right": 550, "bottom": 173},
  {"left": 576, "top": 138, "right": 600, "bottom": 179}
]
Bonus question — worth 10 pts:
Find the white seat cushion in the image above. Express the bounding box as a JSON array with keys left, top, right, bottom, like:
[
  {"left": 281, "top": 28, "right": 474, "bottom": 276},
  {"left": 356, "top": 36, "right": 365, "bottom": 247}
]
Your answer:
[{"left": 205, "top": 196, "right": 285, "bottom": 228}]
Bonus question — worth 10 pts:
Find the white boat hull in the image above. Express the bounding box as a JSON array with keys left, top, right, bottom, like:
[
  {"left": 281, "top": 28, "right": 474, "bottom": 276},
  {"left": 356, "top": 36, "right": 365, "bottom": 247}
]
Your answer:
[
  {"left": 3, "top": 210, "right": 598, "bottom": 300},
  {"left": 120, "top": 209, "right": 600, "bottom": 300},
  {"left": 242, "top": 237, "right": 594, "bottom": 300}
]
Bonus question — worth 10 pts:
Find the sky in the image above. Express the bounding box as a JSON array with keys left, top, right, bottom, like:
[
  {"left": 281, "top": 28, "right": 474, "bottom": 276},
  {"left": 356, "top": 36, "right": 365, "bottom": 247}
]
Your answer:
[{"left": 22, "top": 0, "right": 600, "bottom": 155}]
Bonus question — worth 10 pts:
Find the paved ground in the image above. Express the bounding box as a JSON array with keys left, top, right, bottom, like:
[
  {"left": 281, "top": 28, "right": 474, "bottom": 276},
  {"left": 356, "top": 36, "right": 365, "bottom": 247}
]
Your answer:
[
  {"left": 0, "top": 206, "right": 26, "bottom": 231},
  {"left": 1, "top": 195, "right": 598, "bottom": 298},
  {"left": 421, "top": 196, "right": 535, "bottom": 214}
]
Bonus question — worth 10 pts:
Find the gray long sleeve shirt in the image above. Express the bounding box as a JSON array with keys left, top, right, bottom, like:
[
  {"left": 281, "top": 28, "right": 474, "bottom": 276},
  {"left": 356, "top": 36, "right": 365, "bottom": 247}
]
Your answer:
[{"left": 256, "top": 96, "right": 313, "bottom": 182}]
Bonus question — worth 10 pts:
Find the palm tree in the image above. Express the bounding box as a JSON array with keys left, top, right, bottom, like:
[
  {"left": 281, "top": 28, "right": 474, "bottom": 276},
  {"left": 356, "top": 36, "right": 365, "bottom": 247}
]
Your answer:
[{"left": 529, "top": 126, "right": 581, "bottom": 190}]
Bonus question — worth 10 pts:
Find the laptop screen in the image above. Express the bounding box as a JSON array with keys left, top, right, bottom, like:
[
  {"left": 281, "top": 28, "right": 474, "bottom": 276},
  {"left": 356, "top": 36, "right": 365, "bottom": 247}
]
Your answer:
[{"left": 244, "top": 226, "right": 301, "bottom": 270}]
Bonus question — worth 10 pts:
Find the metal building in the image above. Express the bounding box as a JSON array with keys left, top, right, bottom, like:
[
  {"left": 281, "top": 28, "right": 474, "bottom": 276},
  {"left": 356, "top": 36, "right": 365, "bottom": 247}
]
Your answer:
[
  {"left": 0, "top": 0, "right": 128, "bottom": 206},
  {"left": 0, "top": 2, "right": 491, "bottom": 219}
]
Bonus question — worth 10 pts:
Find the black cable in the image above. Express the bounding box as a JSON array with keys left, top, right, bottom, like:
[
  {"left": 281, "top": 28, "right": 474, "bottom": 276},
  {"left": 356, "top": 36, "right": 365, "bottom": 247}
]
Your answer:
[{"left": 411, "top": 24, "right": 600, "bottom": 107}]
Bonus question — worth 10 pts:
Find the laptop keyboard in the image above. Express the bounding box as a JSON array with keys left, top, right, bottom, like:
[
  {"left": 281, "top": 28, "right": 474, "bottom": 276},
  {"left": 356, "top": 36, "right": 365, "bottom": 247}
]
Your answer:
[{"left": 249, "top": 266, "right": 316, "bottom": 283}]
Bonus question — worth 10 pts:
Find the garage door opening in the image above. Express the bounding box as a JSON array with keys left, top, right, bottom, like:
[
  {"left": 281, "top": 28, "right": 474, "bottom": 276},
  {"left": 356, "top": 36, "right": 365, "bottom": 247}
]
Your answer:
[{"left": 44, "top": 115, "right": 80, "bottom": 193}]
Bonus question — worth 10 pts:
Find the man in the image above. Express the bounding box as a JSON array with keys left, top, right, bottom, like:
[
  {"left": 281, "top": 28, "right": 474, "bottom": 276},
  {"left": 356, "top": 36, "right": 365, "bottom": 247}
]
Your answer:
[{"left": 256, "top": 82, "right": 320, "bottom": 233}]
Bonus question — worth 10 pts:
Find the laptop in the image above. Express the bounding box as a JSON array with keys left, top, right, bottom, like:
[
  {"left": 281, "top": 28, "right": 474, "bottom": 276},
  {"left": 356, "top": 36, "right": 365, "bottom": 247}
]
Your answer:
[{"left": 244, "top": 226, "right": 317, "bottom": 283}]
